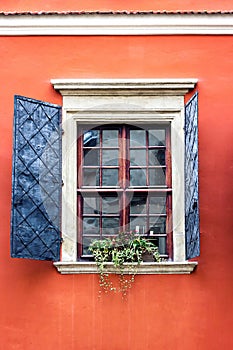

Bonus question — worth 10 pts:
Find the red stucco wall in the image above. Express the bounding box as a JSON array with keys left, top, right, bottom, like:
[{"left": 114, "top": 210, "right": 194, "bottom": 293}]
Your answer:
[
  {"left": 0, "top": 35, "right": 232, "bottom": 349},
  {"left": 0, "top": 0, "right": 233, "bottom": 12}
]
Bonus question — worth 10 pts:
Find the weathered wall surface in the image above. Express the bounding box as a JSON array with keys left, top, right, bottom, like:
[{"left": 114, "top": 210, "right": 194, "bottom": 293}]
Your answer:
[{"left": 0, "top": 34, "right": 232, "bottom": 349}]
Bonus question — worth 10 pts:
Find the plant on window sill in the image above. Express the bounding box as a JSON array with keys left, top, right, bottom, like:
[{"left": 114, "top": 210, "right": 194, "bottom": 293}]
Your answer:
[{"left": 89, "top": 231, "right": 161, "bottom": 296}]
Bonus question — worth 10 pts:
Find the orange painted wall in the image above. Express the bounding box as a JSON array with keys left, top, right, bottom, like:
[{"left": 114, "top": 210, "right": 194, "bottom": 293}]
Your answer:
[
  {"left": 0, "top": 0, "right": 233, "bottom": 12},
  {"left": 0, "top": 35, "right": 233, "bottom": 350}
]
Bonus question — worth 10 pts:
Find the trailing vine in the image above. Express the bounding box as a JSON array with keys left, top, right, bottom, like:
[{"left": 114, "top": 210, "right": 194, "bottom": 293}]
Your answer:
[{"left": 89, "top": 231, "right": 161, "bottom": 296}]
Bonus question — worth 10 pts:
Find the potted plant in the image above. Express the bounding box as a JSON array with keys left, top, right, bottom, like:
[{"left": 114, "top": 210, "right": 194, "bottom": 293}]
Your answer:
[{"left": 89, "top": 231, "right": 161, "bottom": 296}]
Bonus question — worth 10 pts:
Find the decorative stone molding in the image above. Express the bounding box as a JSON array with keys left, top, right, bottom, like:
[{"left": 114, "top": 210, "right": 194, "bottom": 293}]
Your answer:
[
  {"left": 54, "top": 261, "right": 198, "bottom": 274},
  {"left": 0, "top": 13, "right": 233, "bottom": 36},
  {"left": 51, "top": 78, "right": 198, "bottom": 271},
  {"left": 51, "top": 78, "right": 197, "bottom": 96}
]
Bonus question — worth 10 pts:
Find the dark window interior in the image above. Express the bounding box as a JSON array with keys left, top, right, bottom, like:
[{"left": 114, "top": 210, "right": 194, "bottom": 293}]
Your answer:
[{"left": 77, "top": 124, "right": 172, "bottom": 260}]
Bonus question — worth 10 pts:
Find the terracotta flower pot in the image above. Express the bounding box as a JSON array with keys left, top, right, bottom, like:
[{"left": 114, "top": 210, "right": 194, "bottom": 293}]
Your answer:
[{"left": 142, "top": 252, "right": 155, "bottom": 262}]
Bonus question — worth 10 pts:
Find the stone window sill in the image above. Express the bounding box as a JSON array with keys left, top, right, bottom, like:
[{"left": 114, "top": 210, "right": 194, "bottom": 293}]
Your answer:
[{"left": 53, "top": 261, "right": 198, "bottom": 274}]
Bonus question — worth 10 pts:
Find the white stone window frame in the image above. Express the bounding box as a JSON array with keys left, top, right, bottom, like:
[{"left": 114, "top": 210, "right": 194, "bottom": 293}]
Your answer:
[{"left": 51, "top": 79, "right": 198, "bottom": 274}]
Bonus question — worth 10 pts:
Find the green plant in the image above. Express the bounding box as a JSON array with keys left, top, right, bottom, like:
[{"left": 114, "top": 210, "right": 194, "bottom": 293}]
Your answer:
[{"left": 89, "top": 231, "right": 161, "bottom": 296}]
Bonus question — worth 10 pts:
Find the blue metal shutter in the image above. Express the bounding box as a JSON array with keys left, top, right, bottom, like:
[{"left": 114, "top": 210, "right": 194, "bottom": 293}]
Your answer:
[
  {"left": 11, "top": 96, "right": 62, "bottom": 261},
  {"left": 185, "top": 92, "right": 200, "bottom": 259}
]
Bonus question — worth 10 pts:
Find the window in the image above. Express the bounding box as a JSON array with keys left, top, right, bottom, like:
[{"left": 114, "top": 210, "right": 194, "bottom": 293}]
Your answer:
[
  {"left": 78, "top": 124, "right": 172, "bottom": 260},
  {"left": 11, "top": 79, "right": 199, "bottom": 274}
]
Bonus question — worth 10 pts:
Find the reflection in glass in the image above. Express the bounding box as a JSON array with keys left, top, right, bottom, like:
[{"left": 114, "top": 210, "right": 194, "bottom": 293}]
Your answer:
[
  {"left": 83, "top": 149, "right": 100, "bottom": 166},
  {"left": 83, "top": 217, "right": 100, "bottom": 234},
  {"left": 148, "top": 129, "right": 165, "bottom": 146},
  {"left": 130, "top": 169, "right": 146, "bottom": 186},
  {"left": 102, "top": 169, "right": 118, "bottom": 186},
  {"left": 130, "top": 216, "right": 147, "bottom": 233},
  {"left": 102, "top": 149, "right": 119, "bottom": 166},
  {"left": 83, "top": 196, "right": 100, "bottom": 214},
  {"left": 130, "top": 196, "right": 146, "bottom": 214},
  {"left": 149, "top": 168, "right": 166, "bottom": 186},
  {"left": 148, "top": 237, "right": 159, "bottom": 247},
  {"left": 158, "top": 236, "right": 166, "bottom": 255},
  {"left": 102, "top": 217, "right": 120, "bottom": 235},
  {"left": 83, "top": 236, "right": 99, "bottom": 255},
  {"left": 102, "top": 130, "right": 118, "bottom": 147},
  {"left": 148, "top": 237, "right": 167, "bottom": 255},
  {"left": 149, "top": 149, "right": 165, "bottom": 166},
  {"left": 83, "top": 130, "right": 100, "bottom": 147},
  {"left": 83, "top": 168, "right": 100, "bottom": 186},
  {"left": 130, "top": 130, "right": 146, "bottom": 147},
  {"left": 149, "top": 196, "right": 166, "bottom": 214},
  {"left": 130, "top": 149, "right": 146, "bottom": 166},
  {"left": 149, "top": 217, "right": 166, "bottom": 233},
  {"left": 102, "top": 196, "right": 119, "bottom": 214}
]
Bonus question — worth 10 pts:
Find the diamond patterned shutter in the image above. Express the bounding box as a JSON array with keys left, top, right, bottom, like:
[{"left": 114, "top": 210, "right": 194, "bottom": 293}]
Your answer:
[
  {"left": 185, "top": 92, "right": 200, "bottom": 259},
  {"left": 11, "top": 96, "right": 62, "bottom": 261}
]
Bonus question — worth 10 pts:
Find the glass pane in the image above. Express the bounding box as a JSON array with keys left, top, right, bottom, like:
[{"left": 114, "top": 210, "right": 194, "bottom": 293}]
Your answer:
[
  {"left": 158, "top": 236, "right": 167, "bottom": 255},
  {"left": 102, "top": 130, "right": 118, "bottom": 147},
  {"left": 130, "top": 216, "right": 147, "bottom": 234},
  {"left": 83, "top": 168, "right": 100, "bottom": 186},
  {"left": 83, "top": 149, "right": 100, "bottom": 166},
  {"left": 83, "top": 217, "right": 100, "bottom": 235},
  {"left": 130, "top": 149, "right": 146, "bottom": 166},
  {"left": 149, "top": 196, "right": 166, "bottom": 214},
  {"left": 102, "top": 217, "right": 120, "bottom": 235},
  {"left": 149, "top": 149, "right": 165, "bottom": 166},
  {"left": 102, "top": 149, "right": 119, "bottom": 166},
  {"left": 130, "top": 130, "right": 146, "bottom": 147},
  {"left": 148, "top": 237, "right": 159, "bottom": 247},
  {"left": 102, "top": 196, "right": 119, "bottom": 214},
  {"left": 148, "top": 129, "right": 166, "bottom": 146},
  {"left": 149, "top": 217, "right": 166, "bottom": 234},
  {"left": 130, "top": 196, "right": 147, "bottom": 214},
  {"left": 102, "top": 169, "right": 118, "bottom": 186},
  {"left": 83, "top": 196, "right": 100, "bottom": 214},
  {"left": 147, "top": 237, "right": 167, "bottom": 255},
  {"left": 149, "top": 168, "right": 166, "bottom": 186},
  {"left": 83, "top": 236, "right": 100, "bottom": 255},
  {"left": 83, "top": 130, "right": 100, "bottom": 147},
  {"left": 130, "top": 169, "right": 146, "bottom": 186}
]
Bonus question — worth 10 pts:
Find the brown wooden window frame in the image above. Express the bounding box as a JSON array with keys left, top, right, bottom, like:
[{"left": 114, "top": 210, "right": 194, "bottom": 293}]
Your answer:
[{"left": 77, "top": 124, "right": 172, "bottom": 261}]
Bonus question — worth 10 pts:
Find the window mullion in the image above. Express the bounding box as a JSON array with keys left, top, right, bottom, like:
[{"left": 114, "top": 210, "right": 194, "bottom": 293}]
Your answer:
[
  {"left": 100, "top": 128, "right": 103, "bottom": 187},
  {"left": 146, "top": 130, "right": 149, "bottom": 233},
  {"left": 146, "top": 129, "right": 149, "bottom": 187},
  {"left": 77, "top": 128, "right": 83, "bottom": 258},
  {"left": 99, "top": 195, "right": 103, "bottom": 239},
  {"left": 121, "top": 125, "right": 127, "bottom": 228},
  {"left": 165, "top": 126, "right": 173, "bottom": 259},
  {"left": 77, "top": 194, "right": 83, "bottom": 258},
  {"left": 99, "top": 129, "right": 103, "bottom": 237},
  {"left": 166, "top": 125, "right": 172, "bottom": 189},
  {"left": 77, "top": 126, "right": 83, "bottom": 188}
]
